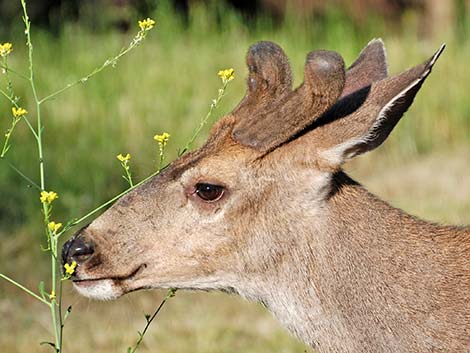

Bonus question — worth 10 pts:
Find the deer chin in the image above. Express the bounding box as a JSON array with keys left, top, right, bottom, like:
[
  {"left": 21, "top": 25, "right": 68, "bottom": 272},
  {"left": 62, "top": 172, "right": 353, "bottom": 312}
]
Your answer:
[
  {"left": 73, "top": 279, "right": 123, "bottom": 300},
  {"left": 72, "top": 264, "right": 146, "bottom": 300}
]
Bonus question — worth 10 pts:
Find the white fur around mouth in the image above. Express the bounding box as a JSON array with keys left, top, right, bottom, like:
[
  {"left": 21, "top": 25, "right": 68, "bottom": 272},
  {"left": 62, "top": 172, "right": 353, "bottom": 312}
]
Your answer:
[
  {"left": 73, "top": 279, "right": 122, "bottom": 300},
  {"left": 72, "top": 263, "right": 146, "bottom": 300}
]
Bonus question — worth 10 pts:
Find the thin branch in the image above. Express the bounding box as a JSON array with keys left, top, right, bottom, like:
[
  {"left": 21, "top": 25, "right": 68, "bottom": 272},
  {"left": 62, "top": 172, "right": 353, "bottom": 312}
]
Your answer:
[
  {"left": 0, "top": 88, "right": 38, "bottom": 140},
  {"left": 179, "top": 80, "right": 230, "bottom": 156},
  {"left": 0, "top": 273, "right": 51, "bottom": 306},
  {"left": 0, "top": 64, "right": 29, "bottom": 80},
  {"left": 69, "top": 167, "right": 163, "bottom": 227},
  {"left": 39, "top": 29, "right": 151, "bottom": 105},
  {"left": 7, "top": 161, "right": 40, "bottom": 189},
  {"left": 128, "top": 289, "right": 176, "bottom": 353}
]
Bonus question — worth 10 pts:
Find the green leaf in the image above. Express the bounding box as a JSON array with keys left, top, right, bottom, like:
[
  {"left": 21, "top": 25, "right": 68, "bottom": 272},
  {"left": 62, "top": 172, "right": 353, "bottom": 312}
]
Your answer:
[
  {"left": 38, "top": 281, "right": 46, "bottom": 299},
  {"left": 39, "top": 341, "right": 56, "bottom": 352},
  {"left": 64, "top": 305, "right": 72, "bottom": 321}
]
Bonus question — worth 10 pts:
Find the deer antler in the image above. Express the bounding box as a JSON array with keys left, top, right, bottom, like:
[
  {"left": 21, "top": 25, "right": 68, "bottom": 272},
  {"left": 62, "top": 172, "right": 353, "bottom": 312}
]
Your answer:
[
  {"left": 232, "top": 41, "right": 293, "bottom": 117},
  {"left": 232, "top": 42, "right": 346, "bottom": 153}
]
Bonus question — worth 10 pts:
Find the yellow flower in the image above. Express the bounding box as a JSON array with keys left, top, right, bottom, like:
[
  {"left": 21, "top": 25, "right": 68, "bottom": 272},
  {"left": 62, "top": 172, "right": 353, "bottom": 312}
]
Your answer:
[
  {"left": 64, "top": 261, "right": 77, "bottom": 276},
  {"left": 153, "top": 132, "right": 170, "bottom": 146},
  {"left": 12, "top": 107, "right": 27, "bottom": 118},
  {"left": 40, "top": 190, "right": 58, "bottom": 204},
  {"left": 50, "top": 290, "right": 56, "bottom": 300},
  {"left": 117, "top": 153, "right": 131, "bottom": 162},
  {"left": 0, "top": 42, "right": 13, "bottom": 57},
  {"left": 217, "top": 68, "right": 235, "bottom": 82},
  {"left": 48, "top": 221, "right": 62, "bottom": 233},
  {"left": 138, "top": 18, "right": 156, "bottom": 31}
]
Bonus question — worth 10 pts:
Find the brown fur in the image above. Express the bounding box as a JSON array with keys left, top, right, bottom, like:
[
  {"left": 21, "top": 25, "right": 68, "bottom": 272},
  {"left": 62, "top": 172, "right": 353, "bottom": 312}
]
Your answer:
[{"left": 62, "top": 40, "right": 470, "bottom": 353}]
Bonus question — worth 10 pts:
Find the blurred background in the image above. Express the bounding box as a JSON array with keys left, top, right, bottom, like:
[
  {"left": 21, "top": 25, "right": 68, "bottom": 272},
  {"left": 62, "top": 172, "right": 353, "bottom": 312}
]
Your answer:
[{"left": 0, "top": 1, "right": 469, "bottom": 352}]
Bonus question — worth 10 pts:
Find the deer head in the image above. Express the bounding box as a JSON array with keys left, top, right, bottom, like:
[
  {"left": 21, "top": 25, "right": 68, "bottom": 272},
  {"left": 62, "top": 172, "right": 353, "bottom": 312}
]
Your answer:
[{"left": 61, "top": 39, "right": 444, "bottom": 313}]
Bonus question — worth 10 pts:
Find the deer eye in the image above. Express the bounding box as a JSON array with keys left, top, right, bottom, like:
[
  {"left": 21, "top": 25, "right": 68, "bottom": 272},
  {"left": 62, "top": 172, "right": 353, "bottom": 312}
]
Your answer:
[{"left": 195, "top": 183, "right": 225, "bottom": 202}]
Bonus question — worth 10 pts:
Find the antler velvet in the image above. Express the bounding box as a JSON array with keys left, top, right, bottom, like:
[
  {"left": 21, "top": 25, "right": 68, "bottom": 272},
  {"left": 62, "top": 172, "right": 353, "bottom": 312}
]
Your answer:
[
  {"left": 232, "top": 42, "right": 346, "bottom": 153},
  {"left": 231, "top": 40, "right": 444, "bottom": 159}
]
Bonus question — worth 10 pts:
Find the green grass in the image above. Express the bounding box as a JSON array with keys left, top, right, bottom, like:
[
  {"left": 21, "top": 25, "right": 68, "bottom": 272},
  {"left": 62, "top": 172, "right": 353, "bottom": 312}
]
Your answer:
[
  {"left": 0, "top": 2, "right": 469, "bottom": 352},
  {"left": 0, "top": 3, "right": 469, "bottom": 231}
]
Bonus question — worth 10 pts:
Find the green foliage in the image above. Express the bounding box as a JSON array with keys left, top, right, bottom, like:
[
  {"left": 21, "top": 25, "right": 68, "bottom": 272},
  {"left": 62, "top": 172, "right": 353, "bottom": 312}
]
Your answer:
[
  {"left": 0, "top": 2, "right": 166, "bottom": 351},
  {"left": 1, "top": 4, "right": 469, "bottom": 233},
  {"left": 0, "top": 2, "right": 469, "bottom": 352},
  {"left": 0, "top": 2, "right": 237, "bottom": 351}
]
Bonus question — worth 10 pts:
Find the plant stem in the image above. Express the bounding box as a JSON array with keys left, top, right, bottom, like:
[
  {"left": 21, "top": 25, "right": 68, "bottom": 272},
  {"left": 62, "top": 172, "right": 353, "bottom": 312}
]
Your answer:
[
  {"left": 0, "top": 273, "right": 51, "bottom": 306},
  {"left": 180, "top": 81, "right": 229, "bottom": 156},
  {"left": 0, "top": 64, "right": 29, "bottom": 80},
  {"left": 49, "top": 236, "right": 60, "bottom": 351},
  {"left": 0, "top": 82, "right": 38, "bottom": 139},
  {"left": 39, "top": 30, "right": 149, "bottom": 104},
  {"left": 58, "top": 280, "right": 64, "bottom": 350},
  {"left": 129, "top": 289, "right": 176, "bottom": 353},
  {"left": 21, "top": 0, "right": 60, "bottom": 350},
  {"left": 69, "top": 167, "right": 162, "bottom": 227},
  {"left": 6, "top": 161, "right": 40, "bottom": 189}
]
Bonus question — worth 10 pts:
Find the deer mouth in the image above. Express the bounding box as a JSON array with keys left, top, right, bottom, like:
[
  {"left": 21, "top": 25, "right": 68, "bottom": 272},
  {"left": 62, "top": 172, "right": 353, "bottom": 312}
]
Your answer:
[{"left": 72, "top": 264, "right": 147, "bottom": 300}]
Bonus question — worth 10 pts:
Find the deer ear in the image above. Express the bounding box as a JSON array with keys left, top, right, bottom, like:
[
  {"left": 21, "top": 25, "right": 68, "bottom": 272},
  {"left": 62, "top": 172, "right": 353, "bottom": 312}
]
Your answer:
[
  {"left": 316, "top": 44, "right": 445, "bottom": 167},
  {"left": 341, "top": 38, "right": 388, "bottom": 98}
]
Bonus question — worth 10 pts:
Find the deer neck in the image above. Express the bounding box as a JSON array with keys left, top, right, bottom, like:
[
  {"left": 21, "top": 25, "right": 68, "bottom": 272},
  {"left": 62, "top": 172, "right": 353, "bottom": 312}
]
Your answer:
[{"left": 245, "top": 171, "right": 469, "bottom": 353}]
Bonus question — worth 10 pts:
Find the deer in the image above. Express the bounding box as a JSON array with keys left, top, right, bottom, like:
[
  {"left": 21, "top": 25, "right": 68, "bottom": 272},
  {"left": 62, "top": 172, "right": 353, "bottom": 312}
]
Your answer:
[{"left": 62, "top": 39, "right": 470, "bottom": 353}]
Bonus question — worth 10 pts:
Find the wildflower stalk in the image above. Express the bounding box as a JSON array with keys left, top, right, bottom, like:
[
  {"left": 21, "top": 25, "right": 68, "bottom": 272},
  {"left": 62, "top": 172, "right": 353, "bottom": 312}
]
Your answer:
[
  {"left": 0, "top": 272, "right": 51, "bottom": 306},
  {"left": 154, "top": 132, "right": 170, "bottom": 170},
  {"left": 39, "top": 19, "right": 155, "bottom": 104},
  {"left": 1, "top": 116, "right": 20, "bottom": 156},
  {"left": 1, "top": 3, "right": 157, "bottom": 352},
  {"left": 2, "top": 107, "right": 27, "bottom": 157},
  {"left": 2, "top": 55, "right": 14, "bottom": 97},
  {"left": 0, "top": 4, "right": 236, "bottom": 352},
  {"left": 0, "top": 48, "right": 36, "bottom": 156},
  {"left": 179, "top": 68, "right": 235, "bottom": 155},
  {"left": 65, "top": 167, "right": 162, "bottom": 230},
  {"left": 58, "top": 279, "right": 68, "bottom": 351},
  {"left": 0, "top": 89, "right": 37, "bottom": 139},
  {"left": 6, "top": 160, "right": 40, "bottom": 189},
  {"left": 117, "top": 153, "right": 134, "bottom": 187},
  {"left": 19, "top": 0, "right": 61, "bottom": 350},
  {"left": 127, "top": 288, "right": 177, "bottom": 353},
  {"left": 0, "top": 64, "right": 29, "bottom": 80}
]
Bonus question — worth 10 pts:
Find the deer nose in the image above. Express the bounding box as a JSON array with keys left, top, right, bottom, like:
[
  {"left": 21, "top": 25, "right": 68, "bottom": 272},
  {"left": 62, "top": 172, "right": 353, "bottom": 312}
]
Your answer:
[{"left": 62, "top": 236, "right": 95, "bottom": 266}]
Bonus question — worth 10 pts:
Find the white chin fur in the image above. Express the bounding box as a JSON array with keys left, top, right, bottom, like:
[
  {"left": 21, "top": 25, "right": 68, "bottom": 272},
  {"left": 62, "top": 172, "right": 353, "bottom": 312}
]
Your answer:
[{"left": 73, "top": 279, "right": 122, "bottom": 301}]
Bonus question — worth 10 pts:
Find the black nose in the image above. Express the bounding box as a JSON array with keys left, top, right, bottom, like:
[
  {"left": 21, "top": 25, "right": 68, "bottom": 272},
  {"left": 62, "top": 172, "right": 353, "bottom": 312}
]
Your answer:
[{"left": 62, "top": 236, "right": 95, "bottom": 266}]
